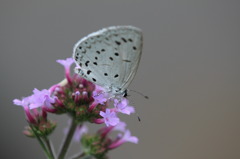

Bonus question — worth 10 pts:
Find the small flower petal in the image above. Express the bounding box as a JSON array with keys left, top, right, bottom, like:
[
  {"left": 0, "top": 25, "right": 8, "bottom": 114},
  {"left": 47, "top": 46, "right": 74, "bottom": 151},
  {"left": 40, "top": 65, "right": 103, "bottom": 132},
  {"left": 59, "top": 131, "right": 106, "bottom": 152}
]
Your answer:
[
  {"left": 29, "top": 88, "right": 57, "bottom": 109},
  {"left": 56, "top": 58, "right": 74, "bottom": 69},
  {"left": 100, "top": 109, "right": 120, "bottom": 127},
  {"left": 108, "top": 129, "right": 138, "bottom": 149},
  {"left": 113, "top": 121, "right": 127, "bottom": 132},
  {"left": 13, "top": 96, "right": 33, "bottom": 107},
  {"left": 114, "top": 98, "right": 135, "bottom": 115}
]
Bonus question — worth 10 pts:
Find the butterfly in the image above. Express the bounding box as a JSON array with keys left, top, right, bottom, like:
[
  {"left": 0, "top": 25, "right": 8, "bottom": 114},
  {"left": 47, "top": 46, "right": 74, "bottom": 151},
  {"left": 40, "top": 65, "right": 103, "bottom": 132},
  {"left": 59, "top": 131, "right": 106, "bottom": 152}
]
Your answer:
[{"left": 73, "top": 26, "right": 143, "bottom": 97}]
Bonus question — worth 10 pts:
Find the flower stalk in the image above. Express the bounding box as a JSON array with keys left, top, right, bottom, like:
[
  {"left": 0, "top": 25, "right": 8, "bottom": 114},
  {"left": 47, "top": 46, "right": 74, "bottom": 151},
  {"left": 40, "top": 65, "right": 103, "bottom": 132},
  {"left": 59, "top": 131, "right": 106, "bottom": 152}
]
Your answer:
[
  {"left": 58, "top": 118, "right": 78, "bottom": 159},
  {"left": 30, "top": 126, "right": 55, "bottom": 159}
]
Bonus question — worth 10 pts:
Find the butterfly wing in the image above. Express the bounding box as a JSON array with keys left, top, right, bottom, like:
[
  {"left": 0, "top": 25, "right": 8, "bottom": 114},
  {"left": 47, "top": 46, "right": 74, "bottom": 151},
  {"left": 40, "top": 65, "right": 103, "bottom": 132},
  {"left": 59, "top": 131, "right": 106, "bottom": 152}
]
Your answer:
[{"left": 73, "top": 26, "right": 143, "bottom": 95}]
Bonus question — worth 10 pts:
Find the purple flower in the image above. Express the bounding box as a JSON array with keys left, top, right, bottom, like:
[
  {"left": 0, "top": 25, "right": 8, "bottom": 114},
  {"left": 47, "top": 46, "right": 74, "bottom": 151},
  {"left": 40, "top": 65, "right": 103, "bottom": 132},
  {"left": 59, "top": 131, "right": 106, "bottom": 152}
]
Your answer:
[
  {"left": 113, "top": 121, "right": 127, "bottom": 132},
  {"left": 93, "top": 91, "right": 108, "bottom": 105},
  {"left": 56, "top": 57, "right": 74, "bottom": 70},
  {"left": 114, "top": 98, "right": 135, "bottom": 115},
  {"left": 56, "top": 57, "right": 74, "bottom": 84},
  {"left": 98, "top": 121, "right": 127, "bottom": 138},
  {"left": 29, "top": 88, "right": 57, "bottom": 109},
  {"left": 92, "top": 85, "right": 108, "bottom": 105},
  {"left": 108, "top": 129, "right": 138, "bottom": 149},
  {"left": 13, "top": 96, "right": 32, "bottom": 107},
  {"left": 100, "top": 109, "right": 120, "bottom": 127},
  {"left": 73, "top": 124, "right": 88, "bottom": 142}
]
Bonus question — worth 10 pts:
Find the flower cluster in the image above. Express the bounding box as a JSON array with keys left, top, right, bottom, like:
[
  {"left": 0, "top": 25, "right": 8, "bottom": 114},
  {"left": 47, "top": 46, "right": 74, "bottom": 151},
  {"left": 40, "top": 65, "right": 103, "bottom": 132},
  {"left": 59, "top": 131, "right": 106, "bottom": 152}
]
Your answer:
[
  {"left": 13, "top": 57, "right": 138, "bottom": 159},
  {"left": 80, "top": 122, "right": 138, "bottom": 159}
]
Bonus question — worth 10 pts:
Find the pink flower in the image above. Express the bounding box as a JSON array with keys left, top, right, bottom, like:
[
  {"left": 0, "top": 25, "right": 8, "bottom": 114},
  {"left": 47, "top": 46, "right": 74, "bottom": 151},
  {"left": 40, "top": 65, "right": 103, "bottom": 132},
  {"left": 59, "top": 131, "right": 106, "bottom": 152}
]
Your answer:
[
  {"left": 100, "top": 109, "right": 120, "bottom": 127},
  {"left": 56, "top": 57, "right": 74, "bottom": 84},
  {"left": 29, "top": 88, "right": 57, "bottom": 109},
  {"left": 113, "top": 121, "right": 127, "bottom": 132},
  {"left": 108, "top": 129, "right": 138, "bottom": 149},
  {"left": 92, "top": 85, "right": 108, "bottom": 105},
  {"left": 73, "top": 124, "right": 88, "bottom": 142},
  {"left": 114, "top": 98, "right": 135, "bottom": 115},
  {"left": 56, "top": 57, "right": 74, "bottom": 70},
  {"left": 98, "top": 122, "right": 127, "bottom": 138},
  {"left": 93, "top": 92, "right": 108, "bottom": 105},
  {"left": 13, "top": 96, "right": 32, "bottom": 107}
]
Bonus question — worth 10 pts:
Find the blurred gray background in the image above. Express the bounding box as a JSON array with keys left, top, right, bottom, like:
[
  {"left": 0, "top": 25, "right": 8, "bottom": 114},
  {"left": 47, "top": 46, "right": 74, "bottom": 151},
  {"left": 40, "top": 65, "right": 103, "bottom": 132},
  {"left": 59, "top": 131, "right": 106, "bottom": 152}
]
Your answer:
[{"left": 1, "top": 0, "right": 240, "bottom": 159}]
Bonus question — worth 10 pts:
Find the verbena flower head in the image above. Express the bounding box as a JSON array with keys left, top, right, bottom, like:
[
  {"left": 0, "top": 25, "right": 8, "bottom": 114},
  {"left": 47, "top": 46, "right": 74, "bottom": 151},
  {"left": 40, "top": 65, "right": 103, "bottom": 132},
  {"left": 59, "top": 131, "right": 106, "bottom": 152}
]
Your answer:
[
  {"left": 49, "top": 58, "right": 111, "bottom": 123},
  {"left": 80, "top": 122, "right": 138, "bottom": 159},
  {"left": 13, "top": 97, "right": 56, "bottom": 137}
]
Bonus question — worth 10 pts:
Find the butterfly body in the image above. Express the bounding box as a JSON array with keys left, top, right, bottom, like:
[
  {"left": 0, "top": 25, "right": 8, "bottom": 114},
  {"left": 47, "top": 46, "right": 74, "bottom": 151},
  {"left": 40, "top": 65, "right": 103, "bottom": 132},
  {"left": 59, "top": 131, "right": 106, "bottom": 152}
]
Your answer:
[{"left": 73, "top": 26, "right": 143, "bottom": 97}]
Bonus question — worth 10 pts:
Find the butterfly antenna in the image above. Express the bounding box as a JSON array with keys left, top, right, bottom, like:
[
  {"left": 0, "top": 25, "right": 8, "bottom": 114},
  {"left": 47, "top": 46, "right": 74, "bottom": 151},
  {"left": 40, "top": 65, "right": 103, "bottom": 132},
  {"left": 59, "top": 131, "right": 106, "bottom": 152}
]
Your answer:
[
  {"left": 129, "top": 89, "right": 149, "bottom": 99},
  {"left": 137, "top": 113, "right": 141, "bottom": 122}
]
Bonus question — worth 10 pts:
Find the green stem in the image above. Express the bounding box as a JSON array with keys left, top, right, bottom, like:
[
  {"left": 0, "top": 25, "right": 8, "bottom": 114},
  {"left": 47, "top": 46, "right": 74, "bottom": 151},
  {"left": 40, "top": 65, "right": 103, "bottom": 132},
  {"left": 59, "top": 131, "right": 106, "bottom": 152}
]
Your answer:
[
  {"left": 58, "top": 118, "right": 78, "bottom": 159},
  {"left": 30, "top": 126, "right": 54, "bottom": 159},
  {"left": 43, "top": 136, "right": 55, "bottom": 159}
]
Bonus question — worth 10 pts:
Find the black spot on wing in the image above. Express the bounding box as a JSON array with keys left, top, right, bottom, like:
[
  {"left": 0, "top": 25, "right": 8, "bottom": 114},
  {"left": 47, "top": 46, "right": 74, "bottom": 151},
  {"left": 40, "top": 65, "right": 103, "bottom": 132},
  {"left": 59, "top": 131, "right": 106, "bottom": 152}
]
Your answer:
[
  {"left": 115, "top": 41, "right": 121, "bottom": 45},
  {"left": 85, "top": 61, "right": 90, "bottom": 67},
  {"left": 121, "top": 37, "right": 127, "bottom": 43},
  {"left": 87, "top": 70, "right": 92, "bottom": 75}
]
